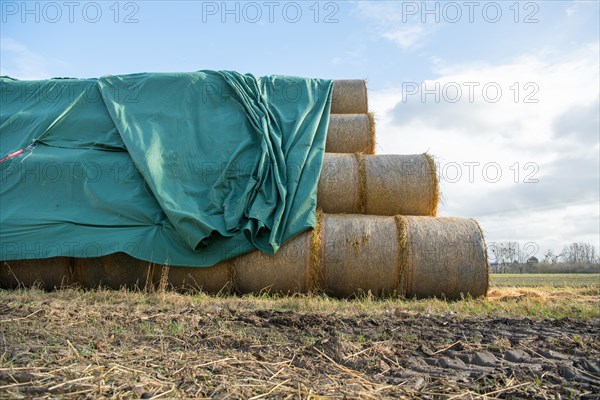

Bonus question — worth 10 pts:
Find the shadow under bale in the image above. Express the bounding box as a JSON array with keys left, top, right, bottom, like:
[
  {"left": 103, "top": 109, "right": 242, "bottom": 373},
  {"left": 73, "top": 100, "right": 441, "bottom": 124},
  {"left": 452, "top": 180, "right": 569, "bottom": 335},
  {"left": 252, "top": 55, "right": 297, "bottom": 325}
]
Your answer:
[{"left": 0, "top": 257, "right": 73, "bottom": 290}]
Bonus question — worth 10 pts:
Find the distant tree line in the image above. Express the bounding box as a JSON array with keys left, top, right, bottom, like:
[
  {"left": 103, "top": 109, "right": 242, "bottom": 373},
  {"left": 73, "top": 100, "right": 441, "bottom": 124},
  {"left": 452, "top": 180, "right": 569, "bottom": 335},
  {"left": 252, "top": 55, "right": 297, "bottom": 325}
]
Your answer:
[{"left": 489, "top": 241, "right": 600, "bottom": 274}]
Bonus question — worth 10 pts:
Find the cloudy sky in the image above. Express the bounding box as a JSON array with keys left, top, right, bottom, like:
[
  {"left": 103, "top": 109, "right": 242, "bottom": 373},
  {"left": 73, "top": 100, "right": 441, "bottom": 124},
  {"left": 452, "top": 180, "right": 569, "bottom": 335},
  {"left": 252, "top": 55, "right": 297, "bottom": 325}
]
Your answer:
[{"left": 1, "top": 0, "right": 599, "bottom": 262}]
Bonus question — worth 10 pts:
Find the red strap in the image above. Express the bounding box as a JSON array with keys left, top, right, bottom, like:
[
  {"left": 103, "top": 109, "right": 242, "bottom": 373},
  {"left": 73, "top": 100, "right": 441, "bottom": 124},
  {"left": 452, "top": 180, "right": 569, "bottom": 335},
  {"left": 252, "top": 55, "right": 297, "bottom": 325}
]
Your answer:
[{"left": 0, "top": 149, "right": 25, "bottom": 163}]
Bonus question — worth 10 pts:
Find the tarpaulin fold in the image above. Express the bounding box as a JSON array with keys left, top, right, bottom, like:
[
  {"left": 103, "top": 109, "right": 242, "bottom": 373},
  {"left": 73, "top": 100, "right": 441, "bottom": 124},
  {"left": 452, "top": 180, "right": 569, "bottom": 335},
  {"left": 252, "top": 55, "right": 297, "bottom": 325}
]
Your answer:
[{"left": 0, "top": 71, "right": 333, "bottom": 266}]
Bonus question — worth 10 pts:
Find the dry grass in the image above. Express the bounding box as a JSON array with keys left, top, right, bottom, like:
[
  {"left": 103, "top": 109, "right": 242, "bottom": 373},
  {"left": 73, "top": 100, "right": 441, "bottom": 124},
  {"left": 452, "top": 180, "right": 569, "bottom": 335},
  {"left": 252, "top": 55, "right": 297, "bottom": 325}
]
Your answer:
[
  {"left": 1, "top": 282, "right": 598, "bottom": 399},
  {"left": 2, "top": 279, "right": 598, "bottom": 322}
]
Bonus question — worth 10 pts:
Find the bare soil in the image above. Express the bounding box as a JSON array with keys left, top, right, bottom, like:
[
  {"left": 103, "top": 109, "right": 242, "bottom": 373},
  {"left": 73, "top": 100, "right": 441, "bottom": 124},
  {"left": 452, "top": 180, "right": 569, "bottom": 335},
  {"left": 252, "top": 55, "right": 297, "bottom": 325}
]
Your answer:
[{"left": 1, "top": 290, "right": 599, "bottom": 399}]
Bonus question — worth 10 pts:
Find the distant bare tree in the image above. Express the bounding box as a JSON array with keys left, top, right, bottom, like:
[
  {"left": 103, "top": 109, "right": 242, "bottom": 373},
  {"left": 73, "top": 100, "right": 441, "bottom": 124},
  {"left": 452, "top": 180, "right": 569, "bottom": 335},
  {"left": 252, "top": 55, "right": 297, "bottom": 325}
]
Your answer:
[
  {"left": 561, "top": 242, "right": 599, "bottom": 264},
  {"left": 543, "top": 249, "right": 559, "bottom": 264},
  {"left": 491, "top": 242, "right": 519, "bottom": 273}
]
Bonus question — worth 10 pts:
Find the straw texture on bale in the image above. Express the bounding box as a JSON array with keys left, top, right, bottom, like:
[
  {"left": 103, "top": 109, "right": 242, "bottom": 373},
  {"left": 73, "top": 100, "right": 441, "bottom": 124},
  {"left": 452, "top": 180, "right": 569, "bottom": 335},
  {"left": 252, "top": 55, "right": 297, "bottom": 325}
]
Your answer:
[
  {"left": 317, "top": 153, "right": 439, "bottom": 216},
  {"left": 400, "top": 216, "right": 489, "bottom": 299},
  {"left": 165, "top": 262, "right": 233, "bottom": 294},
  {"left": 0, "top": 257, "right": 72, "bottom": 290},
  {"left": 331, "top": 80, "right": 368, "bottom": 114},
  {"left": 0, "top": 215, "right": 489, "bottom": 298},
  {"left": 233, "top": 231, "right": 313, "bottom": 294},
  {"left": 325, "top": 113, "right": 375, "bottom": 154},
  {"left": 229, "top": 214, "right": 488, "bottom": 298},
  {"left": 72, "top": 253, "right": 234, "bottom": 294},
  {"left": 72, "top": 253, "right": 155, "bottom": 290},
  {"left": 319, "top": 214, "right": 400, "bottom": 298},
  {"left": 318, "top": 153, "right": 360, "bottom": 213}
]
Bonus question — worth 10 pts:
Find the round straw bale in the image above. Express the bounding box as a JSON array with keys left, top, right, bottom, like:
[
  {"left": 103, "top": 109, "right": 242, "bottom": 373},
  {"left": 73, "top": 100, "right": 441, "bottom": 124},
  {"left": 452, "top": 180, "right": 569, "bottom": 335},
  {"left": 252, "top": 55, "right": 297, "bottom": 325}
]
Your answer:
[
  {"left": 317, "top": 153, "right": 360, "bottom": 214},
  {"left": 320, "top": 214, "right": 400, "bottom": 298},
  {"left": 331, "top": 80, "right": 368, "bottom": 114},
  {"left": 401, "top": 216, "right": 489, "bottom": 299},
  {"left": 326, "top": 113, "right": 375, "bottom": 154},
  {"left": 0, "top": 217, "right": 487, "bottom": 299},
  {"left": 71, "top": 253, "right": 155, "bottom": 290},
  {"left": 317, "top": 153, "right": 438, "bottom": 216},
  {"left": 164, "top": 261, "right": 233, "bottom": 294},
  {"left": 0, "top": 257, "right": 72, "bottom": 290},
  {"left": 364, "top": 154, "right": 438, "bottom": 216},
  {"left": 232, "top": 230, "right": 312, "bottom": 294}
]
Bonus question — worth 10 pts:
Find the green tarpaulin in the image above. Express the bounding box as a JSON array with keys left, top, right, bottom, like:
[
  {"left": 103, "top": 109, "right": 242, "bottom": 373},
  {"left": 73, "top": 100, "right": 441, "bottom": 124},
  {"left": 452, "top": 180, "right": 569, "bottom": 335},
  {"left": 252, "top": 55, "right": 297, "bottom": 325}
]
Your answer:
[{"left": 0, "top": 72, "right": 333, "bottom": 266}]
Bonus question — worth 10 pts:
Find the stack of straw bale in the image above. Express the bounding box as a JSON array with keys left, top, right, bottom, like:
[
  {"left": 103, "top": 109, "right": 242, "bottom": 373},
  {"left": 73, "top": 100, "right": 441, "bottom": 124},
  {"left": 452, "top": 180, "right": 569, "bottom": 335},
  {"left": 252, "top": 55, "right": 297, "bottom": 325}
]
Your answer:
[{"left": 0, "top": 80, "right": 489, "bottom": 298}]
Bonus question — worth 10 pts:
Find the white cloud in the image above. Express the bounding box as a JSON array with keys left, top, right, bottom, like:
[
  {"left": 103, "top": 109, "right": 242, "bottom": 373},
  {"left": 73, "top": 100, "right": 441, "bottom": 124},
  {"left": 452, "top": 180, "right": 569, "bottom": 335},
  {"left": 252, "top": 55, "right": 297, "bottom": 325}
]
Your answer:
[
  {"left": 374, "top": 42, "right": 599, "bottom": 161},
  {"left": 367, "top": 42, "right": 600, "bottom": 253},
  {"left": 382, "top": 26, "right": 426, "bottom": 50},
  {"left": 480, "top": 201, "right": 600, "bottom": 260},
  {"left": 351, "top": 1, "right": 434, "bottom": 50},
  {"left": 566, "top": 0, "right": 599, "bottom": 17}
]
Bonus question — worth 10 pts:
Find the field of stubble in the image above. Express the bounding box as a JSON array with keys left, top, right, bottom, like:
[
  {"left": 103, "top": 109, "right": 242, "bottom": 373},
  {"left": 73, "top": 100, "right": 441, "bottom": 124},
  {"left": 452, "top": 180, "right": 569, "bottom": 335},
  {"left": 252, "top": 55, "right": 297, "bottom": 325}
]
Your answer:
[{"left": 1, "top": 274, "right": 598, "bottom": 399}]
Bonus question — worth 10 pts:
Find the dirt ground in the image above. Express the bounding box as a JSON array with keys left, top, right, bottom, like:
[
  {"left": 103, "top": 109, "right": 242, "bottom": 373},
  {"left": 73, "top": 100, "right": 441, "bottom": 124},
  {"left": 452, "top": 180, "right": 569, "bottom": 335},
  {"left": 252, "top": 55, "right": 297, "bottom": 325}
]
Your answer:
[{"left": 1, "top": 290, "right": 599, "bottom": 399}]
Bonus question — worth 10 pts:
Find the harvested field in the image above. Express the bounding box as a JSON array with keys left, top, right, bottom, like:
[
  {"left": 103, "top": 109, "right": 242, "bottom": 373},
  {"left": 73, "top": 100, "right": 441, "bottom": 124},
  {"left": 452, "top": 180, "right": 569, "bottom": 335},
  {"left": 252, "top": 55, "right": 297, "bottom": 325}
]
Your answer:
[
  {"left": 1, "top": 277, "right": 598, "bottom": 399},
  {"left": 492, "top": 273, "right": 600, "bottom": 288}
]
